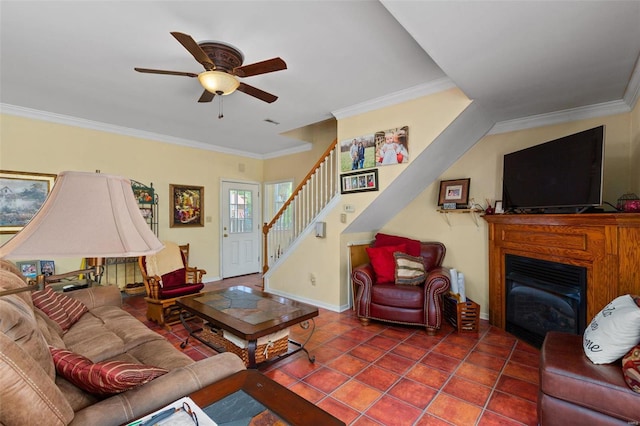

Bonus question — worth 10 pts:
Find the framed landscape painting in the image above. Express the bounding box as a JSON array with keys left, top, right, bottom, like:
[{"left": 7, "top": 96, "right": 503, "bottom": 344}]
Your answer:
[{"left": 0, "top": 170, "right": 56, "bottom": 234}]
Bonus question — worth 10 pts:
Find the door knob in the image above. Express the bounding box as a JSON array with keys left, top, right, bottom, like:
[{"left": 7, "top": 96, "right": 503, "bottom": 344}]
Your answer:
[{"left": 224, "top": 234, "right": 228, "bottom": 237}]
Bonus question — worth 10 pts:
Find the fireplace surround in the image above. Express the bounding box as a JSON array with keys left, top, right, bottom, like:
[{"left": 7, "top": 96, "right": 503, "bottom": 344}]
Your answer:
[{"left": 483, "top": 213, "right": 640, "bottom": 333}]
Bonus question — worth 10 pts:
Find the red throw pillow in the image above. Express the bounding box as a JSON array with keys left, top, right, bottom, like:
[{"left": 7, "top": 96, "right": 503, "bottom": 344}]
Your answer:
[
  {"left": 366, "top": 244, "right": 407, "bottom": 284},
  {"left": 374, "top": 233, "right": 421, "bottom": 257},
  {"left": 32, "top": 286, "right": 88, "bottom": 332},
  {"left": 161, "top": 268, "right": 186, "bottom": 289},
  {"left": 32, "top": 286, "right": 71, "bottom": 331},
  {"left": 56, "top": 291, "right": 88, "bottom": 326},
  {"left": 50, "top": 347, "right": 168, "bottom": 396}
]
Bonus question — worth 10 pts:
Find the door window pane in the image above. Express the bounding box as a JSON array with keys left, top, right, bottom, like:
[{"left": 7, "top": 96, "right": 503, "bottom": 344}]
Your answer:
[{"left": 229, "top": 189, "right": 253, "bottom": 233}]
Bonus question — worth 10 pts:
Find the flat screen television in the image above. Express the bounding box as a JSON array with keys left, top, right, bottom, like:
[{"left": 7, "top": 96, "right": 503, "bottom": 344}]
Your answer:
[{"left": 502, "top": 125, "right": 604, "bottom": 213}]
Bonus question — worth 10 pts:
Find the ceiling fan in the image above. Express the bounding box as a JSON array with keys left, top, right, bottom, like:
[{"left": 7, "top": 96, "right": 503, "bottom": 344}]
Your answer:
[{"left": 135, "top": 32, "right": 287, "bottom": 104}]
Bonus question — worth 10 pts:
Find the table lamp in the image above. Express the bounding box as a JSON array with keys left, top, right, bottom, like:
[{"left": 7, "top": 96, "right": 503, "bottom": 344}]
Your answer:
[{"left": 0, "top": 171, "right": 164, "bottom": 296}]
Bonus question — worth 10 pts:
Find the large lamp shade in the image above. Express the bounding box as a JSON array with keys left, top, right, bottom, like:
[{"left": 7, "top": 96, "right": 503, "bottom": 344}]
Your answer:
[{"left": 0, "top": 171, "right": 164, "bottom": 259}]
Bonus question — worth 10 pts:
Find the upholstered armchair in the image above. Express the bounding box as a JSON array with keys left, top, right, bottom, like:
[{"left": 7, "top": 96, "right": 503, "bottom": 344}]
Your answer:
[
  {"left": 138, "top": 242, "right": 205, "bottom": 328},
  {"left": 352, "top": 234, "right": 451, "bottom": 335}
]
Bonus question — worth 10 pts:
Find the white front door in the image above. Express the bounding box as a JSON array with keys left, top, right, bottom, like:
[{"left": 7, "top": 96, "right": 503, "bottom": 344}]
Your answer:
[{"left": 221, "top": 181, "right": 261, "bottom": 278}]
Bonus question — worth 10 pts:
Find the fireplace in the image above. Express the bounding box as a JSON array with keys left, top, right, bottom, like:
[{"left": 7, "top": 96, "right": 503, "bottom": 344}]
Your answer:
[{"left": 505, "top": 254, "right": 587, "bottom": 348}]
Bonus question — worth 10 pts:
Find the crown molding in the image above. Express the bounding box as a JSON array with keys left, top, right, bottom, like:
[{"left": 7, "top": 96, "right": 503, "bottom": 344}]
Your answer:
[
  {"left": 262, "top": 143, "right": 312, "bottom": 159},
  {"left": 488, "top": 100, "right": 631, "bottom": 135},
  {"left": 624, "top": 54, "right": 640, "bottom": 110},
  {"left": 0, "top": 103, "right": 268, "bottom": 160},
  {"left": 331, "top": 77, "right": 456, "bottom": 120}
]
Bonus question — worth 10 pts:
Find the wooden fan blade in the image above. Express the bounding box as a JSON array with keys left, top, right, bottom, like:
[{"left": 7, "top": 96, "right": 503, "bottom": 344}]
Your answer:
[
  {"left": 170, "top": 32, "right": 215, "bottom": 71},
  {"left": 198, "top": 90, "right": 215, "bottom": 103},
  {"left": 234, "top": 57, "right": 287, "bottom": 78},
  {"left": 134, "top": 68, "right": 198, "bottom": 78},
  {"left": 237, "top": 82, "right": 278, "bottom": 103}
]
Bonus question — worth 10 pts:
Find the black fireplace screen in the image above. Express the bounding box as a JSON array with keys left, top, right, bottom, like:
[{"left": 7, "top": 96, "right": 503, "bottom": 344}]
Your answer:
[{"left": 505, "top": 254, "right": 586, "bottom": 348}]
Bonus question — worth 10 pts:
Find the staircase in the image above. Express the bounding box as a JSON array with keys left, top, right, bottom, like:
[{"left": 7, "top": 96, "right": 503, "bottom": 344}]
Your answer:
[{"left": 263, "top": 139, "right": 339, "bottom": 274}]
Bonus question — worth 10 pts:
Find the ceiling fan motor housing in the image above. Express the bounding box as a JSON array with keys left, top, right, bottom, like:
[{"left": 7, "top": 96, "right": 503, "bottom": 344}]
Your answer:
[{"left": 198, "top": 41, "right": 244, "bottom": 73}]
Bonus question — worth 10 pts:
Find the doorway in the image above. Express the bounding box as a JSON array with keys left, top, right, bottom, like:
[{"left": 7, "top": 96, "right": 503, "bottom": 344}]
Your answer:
[{"left": 220, "top": 180, "right": 261, "bottom": 278}]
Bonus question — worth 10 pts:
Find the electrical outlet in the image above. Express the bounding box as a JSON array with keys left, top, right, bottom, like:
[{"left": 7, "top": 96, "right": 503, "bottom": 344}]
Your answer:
[{"left": 309, "top": 273, "right": 316, "bottom": 286}]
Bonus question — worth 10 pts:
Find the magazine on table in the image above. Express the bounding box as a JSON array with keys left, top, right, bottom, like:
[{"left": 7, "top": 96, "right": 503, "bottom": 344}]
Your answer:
[{"left": 127, "top": 396, "right": 217, "bottom": 426}]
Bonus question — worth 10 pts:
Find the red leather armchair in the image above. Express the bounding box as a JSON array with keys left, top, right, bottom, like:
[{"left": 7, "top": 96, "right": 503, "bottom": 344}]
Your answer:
[{"left": 352, "top": 241, "right": 451, "bottom": 335}]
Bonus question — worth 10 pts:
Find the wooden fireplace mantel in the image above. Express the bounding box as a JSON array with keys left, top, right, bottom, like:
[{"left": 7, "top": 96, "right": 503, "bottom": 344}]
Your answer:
[{"left": 483, "top": 213, "right": 640, "bottom": 329}]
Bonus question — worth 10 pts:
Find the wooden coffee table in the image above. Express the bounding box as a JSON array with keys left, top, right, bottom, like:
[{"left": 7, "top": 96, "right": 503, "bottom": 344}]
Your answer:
[
  {"left": 177, "top": 286, "right": 319, "bottom": 368},
  {"left": 192, "top": 370, "right": 344, "bottom": 425}
]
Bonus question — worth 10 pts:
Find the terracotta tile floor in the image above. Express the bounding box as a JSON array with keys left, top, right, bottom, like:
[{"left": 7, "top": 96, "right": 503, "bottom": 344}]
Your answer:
[{"left": 122, "top": 275, "right": 539, "bottom": 426}]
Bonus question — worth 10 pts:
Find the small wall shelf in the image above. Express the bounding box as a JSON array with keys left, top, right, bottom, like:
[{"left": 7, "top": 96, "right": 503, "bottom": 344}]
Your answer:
[{"left": 437, "top": 208, "right": 483, "bottom": 227}]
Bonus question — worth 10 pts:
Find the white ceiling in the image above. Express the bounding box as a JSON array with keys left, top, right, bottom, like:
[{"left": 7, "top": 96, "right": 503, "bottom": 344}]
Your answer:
[{"left": 1, "top": 1, "right": 639, "bottom": 158}]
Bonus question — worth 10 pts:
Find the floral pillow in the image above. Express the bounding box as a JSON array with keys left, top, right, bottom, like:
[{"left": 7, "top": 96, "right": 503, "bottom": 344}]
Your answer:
[{"left": 622, "top": 345, "right": 640, "bottom": 393}]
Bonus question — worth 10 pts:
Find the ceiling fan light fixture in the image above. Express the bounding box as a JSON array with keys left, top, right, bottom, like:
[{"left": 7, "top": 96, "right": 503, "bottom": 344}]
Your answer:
[{"left": 198, "top": 71, "right": 239, "bottom": 95}]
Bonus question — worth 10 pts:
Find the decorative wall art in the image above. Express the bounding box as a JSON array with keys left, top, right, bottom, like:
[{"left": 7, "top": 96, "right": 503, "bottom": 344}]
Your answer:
[
  {"left": 340, "top": 169, "right": 379, "bottom": 194},
  {"left": 39, "top": 260, "right": 55, "bottom": 277},
  {"left": 438, "top": 178, "right": 471, "bottom": 208},
  {"left": 339, "top": 126, "right": 409, "bottom": 172},
  {"left": 170, "top": 184, "right": 204, "bottom": 227},
  {"left": 16, "top": 260, "right": 39, "bottom": 280},
  {"left": 0, "top": 170, "right": 56, "bottom": 233}
]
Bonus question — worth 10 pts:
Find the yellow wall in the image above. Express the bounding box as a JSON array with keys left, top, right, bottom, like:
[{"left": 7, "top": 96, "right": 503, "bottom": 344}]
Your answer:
[
  {"left": 266, "top": 88, "right": 472, "bottom": 310},
  {"left": 265, "top": 119, "right": 337, "bottom": 185},
  {"left": 2, "top": 94, "right": 637, "bottom": 315},
  {"left": 0, "top": 114, "right": 263, "bottom": 279},
  {"left": 632, "top": 99, "right": 640, "bottom": 193},
  {"left": 384, "top": 112, "right": 636, "bottom": 317}
]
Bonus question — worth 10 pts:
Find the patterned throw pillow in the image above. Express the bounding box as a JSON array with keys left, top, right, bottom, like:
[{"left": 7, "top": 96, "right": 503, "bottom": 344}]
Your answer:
[
  {"left": 394, "top": 252, "right": 426, "bottom": 285},
  {"left": 32, "top": 286, "right": 72, "bottom": 331},
  {"left": 622, "top": 345, "right": 640, "bottom": 393},
  {"left": 583, "top": 294, "right": 640, "bottom": 364},
  {"left": 56, "top": 291, "right": 88, "bottom": 326},
  {"left": 32, "top": 286, "right": 88, "bottom": 332},
  {"left": 50, "top": 347, "right": 168, "bottom": 396}
]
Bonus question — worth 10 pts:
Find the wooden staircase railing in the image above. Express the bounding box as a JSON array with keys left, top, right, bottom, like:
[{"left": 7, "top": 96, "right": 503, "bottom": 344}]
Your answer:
[{"left": 263, "top": 139, "right": 339, "bottom": 274}]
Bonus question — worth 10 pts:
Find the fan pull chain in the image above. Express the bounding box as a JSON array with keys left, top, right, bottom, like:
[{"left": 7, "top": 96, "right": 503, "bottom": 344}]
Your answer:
[{"left": 218, "top": 94, "right": 224, "bottom": 119}]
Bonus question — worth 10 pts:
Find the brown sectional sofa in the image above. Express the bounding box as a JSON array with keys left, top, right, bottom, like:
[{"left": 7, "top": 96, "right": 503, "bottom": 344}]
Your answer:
[
  {"left": 0, "top": 260, "right": 245, "bottom": 426},
  {"left": 539, "top": 331, "right": 640, "bottom": 425}
]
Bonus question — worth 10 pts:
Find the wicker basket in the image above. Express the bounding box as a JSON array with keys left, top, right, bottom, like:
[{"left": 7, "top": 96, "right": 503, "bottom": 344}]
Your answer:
[
  {"left": 123, "top": 282, "right": 146, "bottom": 296},
  {"left": 443, "top": 295, "right": 480, "bottom": 333},
  {"left": 200, "top": 324, "right": 289, "bottom": 366}
]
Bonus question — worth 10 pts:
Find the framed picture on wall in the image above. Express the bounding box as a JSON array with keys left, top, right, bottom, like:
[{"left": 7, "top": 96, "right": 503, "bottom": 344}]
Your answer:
[
  {"left": 16, "top": 260, "right": 39, "bottom": 280},
  {"left": 438, "top": 178, "right": 471, "bottom": 207},
  {"left": 39, "top": 260, "right": 56, "bottom": 277},
  {"left": 170, "top": 184, "right": 204, "bottom": 227},
  {"left": 0, "top": 170, "right": 56, "bottom": 234},
  {"left": 340, "top": 169, "right": 379, "bottom": 194}
]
